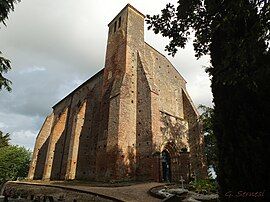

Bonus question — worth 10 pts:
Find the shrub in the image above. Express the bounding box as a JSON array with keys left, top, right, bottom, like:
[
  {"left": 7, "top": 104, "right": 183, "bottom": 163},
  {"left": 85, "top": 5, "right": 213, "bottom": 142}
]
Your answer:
[{"left": 189, "top": 179, "right": 218, "bottom": 194}]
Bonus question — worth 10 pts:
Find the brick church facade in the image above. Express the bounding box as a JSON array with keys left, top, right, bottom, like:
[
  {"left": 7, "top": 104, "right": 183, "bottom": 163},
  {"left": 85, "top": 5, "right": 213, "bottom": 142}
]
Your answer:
[{"left": 28, "top": 4, "right": 207, "bottom": 182}]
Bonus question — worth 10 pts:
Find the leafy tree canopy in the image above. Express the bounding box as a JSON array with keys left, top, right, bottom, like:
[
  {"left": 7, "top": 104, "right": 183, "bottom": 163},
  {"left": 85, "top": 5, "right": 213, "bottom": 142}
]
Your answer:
[
  {"left": 198, "top": 105, "right": 217, "bottom": 177},
  {"left": 0, "top": 0, "right": 21, "bottom": 92},
  {"left": 0, "top": 145, "right": 31, "bottom": 184},
  {"left": 0, "top": 0, "right": 21, "bottom": 25},
  {"left": 0, "top": 130, "right": 11, "bottom": 148},
  {"left": 0, "top": 52, "right": 12, "bottom": 91},
  {"left": 146, "top": 0, "right": 269, "bottom": 58},
  {"left": 0, "top": 130, "right": 31, "bottom": 185}
]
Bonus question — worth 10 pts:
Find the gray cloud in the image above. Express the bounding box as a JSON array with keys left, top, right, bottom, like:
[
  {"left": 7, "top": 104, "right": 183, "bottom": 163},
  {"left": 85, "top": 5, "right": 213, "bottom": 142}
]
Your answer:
[{"left": 0, "top": 0, "right": 212, "bottom": 150}]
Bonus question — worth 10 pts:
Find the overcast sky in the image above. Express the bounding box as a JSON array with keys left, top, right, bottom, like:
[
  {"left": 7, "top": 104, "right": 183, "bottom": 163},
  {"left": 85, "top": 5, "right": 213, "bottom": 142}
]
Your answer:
[{"left": 0, "top": 0, "right": 212, "bottom": 150}]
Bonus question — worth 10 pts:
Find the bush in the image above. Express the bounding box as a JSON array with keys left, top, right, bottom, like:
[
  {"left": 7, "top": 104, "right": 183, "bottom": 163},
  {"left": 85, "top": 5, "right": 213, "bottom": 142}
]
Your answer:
[{"left": 189, "top": 179, "right": 218, "bottom": 194}]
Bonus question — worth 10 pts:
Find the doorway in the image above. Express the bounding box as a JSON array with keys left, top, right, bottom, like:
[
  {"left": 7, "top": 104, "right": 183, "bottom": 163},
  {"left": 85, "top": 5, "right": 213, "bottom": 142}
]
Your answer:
[{"left": 161, "top": 150, "right": 171, "bottom": 182}]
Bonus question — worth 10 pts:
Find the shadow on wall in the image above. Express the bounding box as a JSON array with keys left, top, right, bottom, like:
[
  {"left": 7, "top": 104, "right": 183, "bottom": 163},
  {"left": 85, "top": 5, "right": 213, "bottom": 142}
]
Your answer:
[
  {"left": 33, "top": 137, "right": 50, "bottom": 180},
  {"left": 108, "top": 145, "right": 136, "bottom": 181},
  {"left": 159, "top": 100, "right": 207, "bottom": 181},
  {"left": 182, "top": 90, "right": 208, "bottom": 179},
  {"left": 135, "top": 53, "right": 154, "bottom": 181},
  {"left": 75, "top": 83, "right": 103, "bottom": 180},
  {"left": 160, "top": 112, "right": 188, "bottom": 150},
  {"left": 50, "top": 128, "right": 67, "bottom": 180}
]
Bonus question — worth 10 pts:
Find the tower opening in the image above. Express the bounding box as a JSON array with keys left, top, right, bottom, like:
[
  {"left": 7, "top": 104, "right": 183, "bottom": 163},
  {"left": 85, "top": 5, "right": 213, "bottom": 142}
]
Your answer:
[
  {"left": 118, "top": 16, "right": 121, "bottom": 28},
  {"left": 114, "top": 21, "right": 117, "bottom": 32}
]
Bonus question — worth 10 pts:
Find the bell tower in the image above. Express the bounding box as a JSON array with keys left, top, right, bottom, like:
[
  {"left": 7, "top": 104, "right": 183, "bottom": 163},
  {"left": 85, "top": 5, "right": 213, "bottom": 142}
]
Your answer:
[
  {"left": 103, "top": 4, "right": 145, "bottom": 91},
  {"left": 96, "top": 4, "right": 145, "bottom": 180}
]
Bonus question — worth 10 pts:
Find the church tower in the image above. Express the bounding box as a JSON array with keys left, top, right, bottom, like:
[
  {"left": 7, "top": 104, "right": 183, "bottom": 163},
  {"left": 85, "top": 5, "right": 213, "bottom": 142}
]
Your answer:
[{"left": 96, "top": 4, "right": 146, "bottom": 180}]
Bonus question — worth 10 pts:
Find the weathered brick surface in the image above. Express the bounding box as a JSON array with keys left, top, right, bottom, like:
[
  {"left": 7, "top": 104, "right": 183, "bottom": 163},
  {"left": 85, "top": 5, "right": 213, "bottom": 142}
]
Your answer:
[
  {"left": 43, "top": 106, "right": 69, "bottom": 180},
  {"left": 29, "top": 4, "right": 207, "bottom": 183},
  {"left": 182, "top": 89, "right": 208, "bottom": 179},
  {"left": 28, "top": 113, "right": 54, "bottom": 180}
]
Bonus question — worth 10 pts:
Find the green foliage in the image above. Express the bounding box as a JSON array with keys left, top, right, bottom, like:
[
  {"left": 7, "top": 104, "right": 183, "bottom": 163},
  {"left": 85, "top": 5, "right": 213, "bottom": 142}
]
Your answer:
[
  {"left": 0, "top": 130, "right": 11, "bottom": 148},
  {"left": 146, "top": 0, "right": 269, "bottom": 58},
  {"left": 198, "top": 105, "right": 218, "bottom": 175},
  {"left": 0, "top": 0, "right": 21, "bottom": 26},
  {"left": 147, "top": 0, "right": 270, "bottom": 199},
  {"left": 0, "top": 0, "right": 21, "bottom": 92},
  {"left": 0, "top": 145, "right": 31, "bottom": 184},
  {"left": 0, "top": 51, "right": 12, "bottom": 91},
  {"left": 189, "top": 179, "right": 218, "bottom": 194},
  {"left": 198, "top": 105, "right": 214, "bottom": 135}
]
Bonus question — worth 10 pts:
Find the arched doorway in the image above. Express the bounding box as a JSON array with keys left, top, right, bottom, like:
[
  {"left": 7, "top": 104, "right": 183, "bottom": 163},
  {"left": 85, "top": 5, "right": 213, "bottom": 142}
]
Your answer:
[{"left": 161, "top": 150, "right": 171, "bottom": 182}]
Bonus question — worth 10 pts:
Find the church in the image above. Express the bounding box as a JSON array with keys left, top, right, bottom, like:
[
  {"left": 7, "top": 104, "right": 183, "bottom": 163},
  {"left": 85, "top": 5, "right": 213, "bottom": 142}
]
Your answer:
[{"left": 28, "top": 4, "right": 207, "bottom": 182}]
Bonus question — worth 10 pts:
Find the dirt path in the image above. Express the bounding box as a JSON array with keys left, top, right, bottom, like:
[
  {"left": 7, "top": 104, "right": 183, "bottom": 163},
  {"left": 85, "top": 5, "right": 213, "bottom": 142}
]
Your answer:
[
  {"left": 6, "top": 181, "right": 164, "bottom": 202},
  {"left": 73, "top": 182, "right": 163, "bottom": 202}
]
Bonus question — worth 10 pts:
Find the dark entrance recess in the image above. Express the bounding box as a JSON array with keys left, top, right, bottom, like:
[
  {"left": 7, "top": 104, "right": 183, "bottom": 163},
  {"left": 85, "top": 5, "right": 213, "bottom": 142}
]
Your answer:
[{"left": 162, "top": 150, "right": 172, "bottom": 182}]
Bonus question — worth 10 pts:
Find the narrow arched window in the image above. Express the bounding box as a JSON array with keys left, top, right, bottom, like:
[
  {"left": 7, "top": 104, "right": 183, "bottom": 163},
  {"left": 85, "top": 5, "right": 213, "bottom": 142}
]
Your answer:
[
  {"left": 114, "top": 21, "right": 117, "bottom": 33},
  {"left": 118, "top": 16, "right": 122, "bottom": 28}
]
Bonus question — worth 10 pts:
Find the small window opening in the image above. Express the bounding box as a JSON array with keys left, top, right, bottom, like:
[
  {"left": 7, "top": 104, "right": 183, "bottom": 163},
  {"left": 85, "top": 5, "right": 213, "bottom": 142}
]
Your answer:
[
  {"left": 118, "top": 17, "right": 121, "bottom": 28},
  {"left": 114, "top": 21, "right": 117, "bottom": 33}
]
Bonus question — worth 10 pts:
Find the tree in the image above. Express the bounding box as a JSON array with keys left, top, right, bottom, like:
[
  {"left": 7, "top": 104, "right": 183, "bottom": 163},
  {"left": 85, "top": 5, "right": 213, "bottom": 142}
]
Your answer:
[
  {"left": 198, "top": 105, "right": 217, "bottom": 177},
  {"left": 0, "top": 130, "right": 11, "bottom": 148},
  {"left": 0, "top": 51, "right": 12, "bottom": 91},
  {"left": 147, "top": 0, "right": 270, "bottom": 200},
  {"left": 0, "top": 0, "right": 21, "bottom": 92},
  {"left": 0, "top": 145, "right": 31, "bottom": 184}
]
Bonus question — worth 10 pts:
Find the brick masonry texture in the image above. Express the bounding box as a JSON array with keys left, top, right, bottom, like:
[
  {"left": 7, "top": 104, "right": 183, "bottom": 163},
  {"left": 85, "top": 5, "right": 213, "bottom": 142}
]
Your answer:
[{"left": 28, "top": 4, "right": 207, "bottom": 182}]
